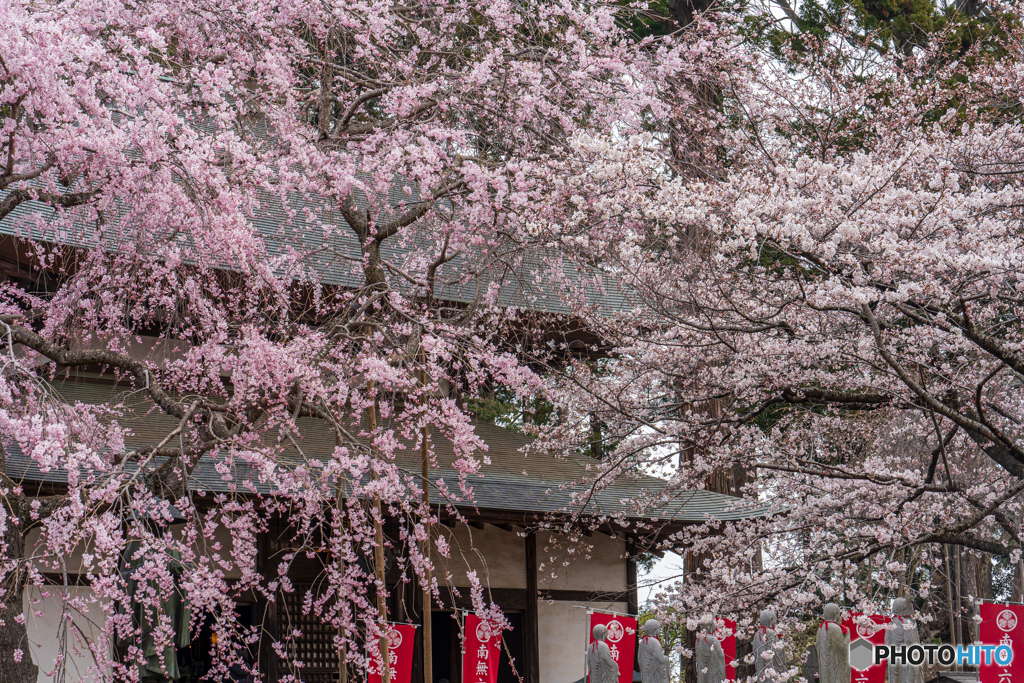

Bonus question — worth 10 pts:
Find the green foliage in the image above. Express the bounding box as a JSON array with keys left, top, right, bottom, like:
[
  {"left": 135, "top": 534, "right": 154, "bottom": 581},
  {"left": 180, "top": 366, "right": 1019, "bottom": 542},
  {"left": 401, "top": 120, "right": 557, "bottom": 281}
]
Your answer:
[
  {"left": 638, "top": 606, "right": 687, "bottom": 673},
  {"left": 466, "top": 386, "right": 556, "bottom": 433},
  {"left": 992, "top": 555, "right": 1018, "bottom": 602},
  {"left": 849, "top": 0, "right": 937, "bottom": 52},
  {"left": 616, "top": 0, "right": 676, "bottom": 38},
  {"left": 741, "top": 0, "right": 937, "bottom": 56},
  {"left": 752, "top": 402, "right": 790, "bottom": 435}
]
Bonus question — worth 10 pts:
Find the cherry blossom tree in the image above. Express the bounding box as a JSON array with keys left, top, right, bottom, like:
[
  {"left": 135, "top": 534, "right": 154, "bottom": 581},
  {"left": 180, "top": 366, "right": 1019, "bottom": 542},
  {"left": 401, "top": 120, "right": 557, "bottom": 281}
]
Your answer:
[
  {"left": 0, "top": 0, "right": 660, "bottom": 681},
  {"left": 520, "top": 3, "right": 1024, "bottom": 666}
]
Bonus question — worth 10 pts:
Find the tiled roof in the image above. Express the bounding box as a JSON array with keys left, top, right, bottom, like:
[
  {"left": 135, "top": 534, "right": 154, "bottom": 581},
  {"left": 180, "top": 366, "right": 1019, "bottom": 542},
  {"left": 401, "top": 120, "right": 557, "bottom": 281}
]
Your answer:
[
  {"left": 2, "top": 381, "right": 765, "bottom": 524},
  {"left": 0, "top": 181, "right": 629, "bottom": 316}
]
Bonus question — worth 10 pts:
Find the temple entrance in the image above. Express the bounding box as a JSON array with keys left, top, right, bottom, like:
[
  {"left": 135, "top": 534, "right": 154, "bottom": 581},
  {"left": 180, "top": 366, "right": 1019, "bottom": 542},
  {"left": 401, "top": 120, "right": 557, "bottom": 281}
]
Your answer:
[
  {"left": 190, "top": 602, "right": 257, "bottom": 682},
  {"left": 430, "top": 611, "right": 524, "bottom": 683}
]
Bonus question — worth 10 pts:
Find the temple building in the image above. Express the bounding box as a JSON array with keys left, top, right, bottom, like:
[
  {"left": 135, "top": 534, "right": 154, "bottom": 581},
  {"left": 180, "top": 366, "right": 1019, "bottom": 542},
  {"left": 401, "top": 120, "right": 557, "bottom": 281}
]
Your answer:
[
  {"left": 8, "top": 377, "right": 759, "bottom": 683},
  {"left": 2, "top": 177, "right": 762, "bottom": 683}
]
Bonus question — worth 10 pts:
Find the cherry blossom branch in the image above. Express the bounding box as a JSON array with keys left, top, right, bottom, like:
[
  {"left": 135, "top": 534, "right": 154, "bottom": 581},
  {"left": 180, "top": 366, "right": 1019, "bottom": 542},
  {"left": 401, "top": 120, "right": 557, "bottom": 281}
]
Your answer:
[{"left": 860, "top": 302, "right": 1024, "bottom": 477}]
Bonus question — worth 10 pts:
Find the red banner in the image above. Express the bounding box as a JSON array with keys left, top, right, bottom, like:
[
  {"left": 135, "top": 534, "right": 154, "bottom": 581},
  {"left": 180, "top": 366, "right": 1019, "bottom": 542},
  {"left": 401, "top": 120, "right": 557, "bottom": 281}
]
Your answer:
[
  {"left": 369, "top": 623, "right": 417, "bottom": 683},
  {"left": 589, "top": 611, "right": 638, "bottom": 683},
  {"left": 842, "top": 614, "right": 890, "bottom": 683},
  {"left": 720, "top": 619, "right": 737, "bottom": 682},
  {"left": 980, "top": 603, "right": 1024, "bottom": 683},
  {"left": 463, "top": 613, "right": 502, "bottom": 683}
]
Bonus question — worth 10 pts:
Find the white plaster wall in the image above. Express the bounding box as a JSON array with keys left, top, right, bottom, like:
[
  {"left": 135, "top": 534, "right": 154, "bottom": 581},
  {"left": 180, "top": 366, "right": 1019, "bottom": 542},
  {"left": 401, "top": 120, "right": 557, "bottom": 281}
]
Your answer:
[
  {"left": 23, "top": 527, "right": 88, "bottom": 574},
  {"left": 538, "top": 601, "right": 630, "bottom": 683},
  {"left": 22, "top": 585, "right": 108, "bottom": 683},
  {"left": 431, "top": 523, "right": 527, "bottom": 589},
  {"left": 536, "top": 532, "right": 627, "bottom": 593}
]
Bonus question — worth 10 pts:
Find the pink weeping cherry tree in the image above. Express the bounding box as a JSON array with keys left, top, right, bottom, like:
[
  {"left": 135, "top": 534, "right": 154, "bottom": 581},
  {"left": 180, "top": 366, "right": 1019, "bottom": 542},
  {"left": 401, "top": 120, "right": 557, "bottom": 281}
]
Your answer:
[
  {"left": 0, "top": 0, "right": 663, "bottom": 681},
  {"left": 518, "top": 2, "right": 1024, "bottom": 667}
]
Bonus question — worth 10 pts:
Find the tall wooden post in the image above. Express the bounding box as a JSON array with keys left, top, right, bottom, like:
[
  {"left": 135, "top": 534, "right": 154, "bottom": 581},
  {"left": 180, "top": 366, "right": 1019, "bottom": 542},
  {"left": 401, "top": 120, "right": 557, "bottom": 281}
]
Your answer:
[
  {"left": 368, "top": 380, "right": 391, "bottom": 683},
  {"left": 525, "top": 532, "right": 540, "bottom": 683},
  {"left": 944, "top": 543, "right": 958, "bottom": 671},
  {"left": 336, "top": 432, "right": 349, "bottom": 683},
  {"left": 627, "top": 552, "right": 639, "bottom": 678},
  {"left": 420, "top": 350, "right": 433, "bottom": 683},
  {"left": 258, "top": 526, "right": 280, "bottom": 683}
]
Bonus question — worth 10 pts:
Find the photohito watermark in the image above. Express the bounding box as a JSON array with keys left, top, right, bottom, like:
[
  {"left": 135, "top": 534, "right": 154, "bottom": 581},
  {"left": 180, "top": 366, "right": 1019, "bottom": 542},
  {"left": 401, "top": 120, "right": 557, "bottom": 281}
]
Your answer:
[{"left": 858, "top": 643, "right": 1014, "bottom": 669}]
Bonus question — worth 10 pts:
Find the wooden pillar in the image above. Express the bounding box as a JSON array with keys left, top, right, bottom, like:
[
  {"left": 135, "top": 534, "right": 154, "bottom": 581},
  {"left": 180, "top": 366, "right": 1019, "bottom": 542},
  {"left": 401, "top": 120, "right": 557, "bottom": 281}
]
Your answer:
[
  {"left": 411, "top": 584, "right": 424, "bottom": 683},
  {"left": 627, "top": 552, "right": 639, "bottom": 679},
  {"left": 683, "top": 551, "right": 703, "bottom": 683},
  {"left": 525, "top": 532, "right": 540, "bottom": 683},
  {"left": 257, "top": 527, "right": 280, "bottom": 683},
  {"left": 451, "top": 613, "right": 462, "bottom": 683},
  {"left": 368, "top": 380, "right": 391, "bottom": 683},
  {"left": 420, "top": 356, "right": 434, "bottom": 683}
]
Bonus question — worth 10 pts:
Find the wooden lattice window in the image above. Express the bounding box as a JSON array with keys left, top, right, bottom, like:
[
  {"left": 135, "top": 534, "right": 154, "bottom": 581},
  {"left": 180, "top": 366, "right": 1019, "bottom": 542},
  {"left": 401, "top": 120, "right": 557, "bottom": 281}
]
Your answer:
[{"left": 277, "top": 584, "right": 340, "bottom": 683}]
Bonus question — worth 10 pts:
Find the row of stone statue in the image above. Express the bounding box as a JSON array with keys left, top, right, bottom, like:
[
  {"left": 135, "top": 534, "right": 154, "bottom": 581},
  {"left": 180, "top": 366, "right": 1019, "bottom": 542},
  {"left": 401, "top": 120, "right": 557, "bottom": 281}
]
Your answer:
[
  {"left": 587, "top": 598, "right": 923, "bottom": 683},
  {"left": 819, "top": 599, "right": 924, "bottom": 683}
]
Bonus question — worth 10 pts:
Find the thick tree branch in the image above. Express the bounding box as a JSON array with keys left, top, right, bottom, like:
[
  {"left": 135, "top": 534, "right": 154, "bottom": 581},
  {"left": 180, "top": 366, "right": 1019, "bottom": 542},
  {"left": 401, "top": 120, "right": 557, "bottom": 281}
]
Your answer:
[
  {"left": 0, "top": 188, "right": 95, "bottom": 223},
  {"left": 861, "top": 303, "right": 1024, "bottom": 478}
]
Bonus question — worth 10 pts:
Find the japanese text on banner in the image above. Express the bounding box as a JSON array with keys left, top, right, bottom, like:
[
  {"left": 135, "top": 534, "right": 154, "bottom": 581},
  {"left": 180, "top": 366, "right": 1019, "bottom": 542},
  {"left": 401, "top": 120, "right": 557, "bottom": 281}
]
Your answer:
[
  {"left": 369, "top": 623, "right": 418, "bottom": 683},
  {"left": 463, "top": 614, "right": 501, "bottom": 683},
  {"left": 721, "top": 619, "right": 737, "bottom": 683},
  {"left": 980, "top": 603, "right": 1024, "bottom": 683},
  {"left": 589, "top": 611, "right": 637, "bottom": 683},
  {"left": 842, "top": 614, "right": 890, "bottom": 683}
]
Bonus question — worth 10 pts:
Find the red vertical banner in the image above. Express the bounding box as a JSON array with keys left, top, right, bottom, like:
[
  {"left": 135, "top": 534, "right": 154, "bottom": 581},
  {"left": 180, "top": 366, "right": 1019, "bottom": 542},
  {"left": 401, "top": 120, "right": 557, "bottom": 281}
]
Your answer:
[
  {"left": 980, "top": 603, "right": 1024, "bottom": 683},
  {"left": 720, "top": 619, "right": 737, "bottom": 683},
  {"left": 842, "top": 614, "right": 890, "bottom": 683},
  {"left": 463, "top": 613, "right": 501, "bottom": 683},
  {"left": 588, "top": 611, "right": 638, "bottom": 683},
  {"left": 368, "top": 623, "right": 418, "bottom": 683}
]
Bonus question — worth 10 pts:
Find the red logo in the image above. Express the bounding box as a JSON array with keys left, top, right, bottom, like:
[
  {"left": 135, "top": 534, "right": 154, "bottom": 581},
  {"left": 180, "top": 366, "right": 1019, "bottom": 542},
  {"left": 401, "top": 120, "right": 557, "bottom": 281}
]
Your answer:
[
  {"left": 607, "top": 620, "right": 624, "bottom": 643},
  {"left": 476, "top": 621, "right": 493, "bottom": 642}
]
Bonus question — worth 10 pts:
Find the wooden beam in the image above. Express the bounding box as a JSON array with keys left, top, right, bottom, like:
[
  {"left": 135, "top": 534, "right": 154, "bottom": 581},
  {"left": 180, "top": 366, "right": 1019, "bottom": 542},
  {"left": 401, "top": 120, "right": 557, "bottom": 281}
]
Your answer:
[
  {"left": 468, "top": 522, "right": 485, "bottom": 530},
  {"left": 627, "top": 555, "right": 639, "bottom": 676},
  {"left": 537, "top": 589, "right": 627, "bottom": 603},
  {"left": 434, "top": 587, "right": 530, "bottom": 611},
  {"left": 525, "top": 533, "right": 540, "bottom": 683},
  {"left": 435, "top": 586, "right": 627, "bottom": 608}
]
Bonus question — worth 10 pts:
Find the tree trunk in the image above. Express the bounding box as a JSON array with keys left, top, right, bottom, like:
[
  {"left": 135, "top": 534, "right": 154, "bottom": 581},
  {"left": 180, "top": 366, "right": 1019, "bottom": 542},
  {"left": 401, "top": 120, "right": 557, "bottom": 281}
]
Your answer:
[
  {"left": 668, "top": 0, "right": 714, "bottom": 28},
  {"left": 681, "top": 399, "right": 749, "bottom": 682},
  {"left": 1, "top": 502, "right": 39, "bottom": 683},
  {"left": 957, "top": 550, "right": 992, "bottom": 647},
  {"left": 0, "top": 590, "right": 38, "bottom": 683}
]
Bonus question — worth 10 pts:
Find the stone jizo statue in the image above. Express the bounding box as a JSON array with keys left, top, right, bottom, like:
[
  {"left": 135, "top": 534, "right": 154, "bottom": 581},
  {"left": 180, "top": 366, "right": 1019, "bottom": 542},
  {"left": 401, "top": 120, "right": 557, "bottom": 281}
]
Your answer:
[
  {"left": 695, "top": 631, "right": 727, "bottom": 683},
  {"left": 588, "top": 624, "right": 620, "bottom": 683},
  {"left": 639, "top": 619, "right": 671, "bottom": 683},
  {"left": 816, "top": 604, "right": 850, "bottom": 683},
  {"left": 886, "top": 598, "right": 923, "bottom": 683},
  {"left": 753, "top": 609, "right": 786, "bottom": 683}
]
